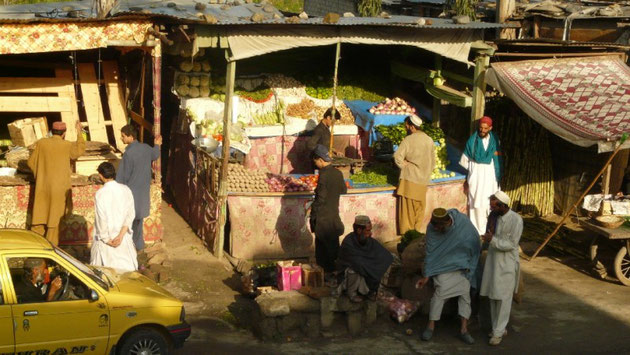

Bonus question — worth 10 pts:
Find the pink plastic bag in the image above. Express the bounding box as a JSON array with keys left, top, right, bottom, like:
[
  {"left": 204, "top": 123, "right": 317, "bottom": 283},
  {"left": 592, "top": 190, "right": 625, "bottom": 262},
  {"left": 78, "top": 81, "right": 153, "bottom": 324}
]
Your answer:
[
  {"left": 382, "top": 296, "right": 420, "bottom": 323},
  {"left": 276, "top": 261, "right": 302, "bottom": 291}
]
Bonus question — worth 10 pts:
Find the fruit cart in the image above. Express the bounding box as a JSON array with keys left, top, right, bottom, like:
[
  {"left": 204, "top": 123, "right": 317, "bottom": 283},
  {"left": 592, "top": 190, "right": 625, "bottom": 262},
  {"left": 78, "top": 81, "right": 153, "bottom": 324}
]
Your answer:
[{"left": 582, "top": 218, "right": 630, "bottom": 286}]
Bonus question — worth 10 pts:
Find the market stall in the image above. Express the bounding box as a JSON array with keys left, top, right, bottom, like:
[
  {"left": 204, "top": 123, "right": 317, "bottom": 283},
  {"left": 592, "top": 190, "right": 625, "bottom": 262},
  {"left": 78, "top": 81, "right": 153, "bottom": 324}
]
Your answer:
[
  {"left": 162, "top": 12, "right": 504, "bottom": 260},
  {"left": 0, "top": 15, "right": 164, "bottom": 246}
]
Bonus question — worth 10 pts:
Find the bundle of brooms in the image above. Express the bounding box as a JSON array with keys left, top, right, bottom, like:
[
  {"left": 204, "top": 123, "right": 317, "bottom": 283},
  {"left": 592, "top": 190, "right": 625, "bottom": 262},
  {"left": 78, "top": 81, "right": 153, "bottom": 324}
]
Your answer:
[{"left": 487, "top": 94, "right": 554, "bottom": 217}]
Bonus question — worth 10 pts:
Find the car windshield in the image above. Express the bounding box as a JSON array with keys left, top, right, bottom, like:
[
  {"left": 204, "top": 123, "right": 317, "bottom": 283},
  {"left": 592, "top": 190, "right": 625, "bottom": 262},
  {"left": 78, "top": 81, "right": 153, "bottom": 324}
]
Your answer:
[{"left": 54, "top": 246, "right": 109, "bottom": 290}]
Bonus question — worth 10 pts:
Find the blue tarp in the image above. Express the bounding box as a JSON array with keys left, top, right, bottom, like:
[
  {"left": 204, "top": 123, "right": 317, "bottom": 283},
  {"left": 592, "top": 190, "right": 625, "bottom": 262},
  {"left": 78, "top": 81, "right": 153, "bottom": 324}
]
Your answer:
[{"left": 345, "top": 100, "right": 432, "bottom": 146}]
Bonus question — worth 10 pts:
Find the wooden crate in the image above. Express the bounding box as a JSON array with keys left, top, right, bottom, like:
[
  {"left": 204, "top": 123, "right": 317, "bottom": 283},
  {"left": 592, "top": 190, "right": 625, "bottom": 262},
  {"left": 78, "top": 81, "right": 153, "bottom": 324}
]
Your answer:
[
  {"left": 7, "top": 117, "right": 48, "bottom": 147},
  {"left": 73, "top": 152, "right": 121, "bottom": 176}
]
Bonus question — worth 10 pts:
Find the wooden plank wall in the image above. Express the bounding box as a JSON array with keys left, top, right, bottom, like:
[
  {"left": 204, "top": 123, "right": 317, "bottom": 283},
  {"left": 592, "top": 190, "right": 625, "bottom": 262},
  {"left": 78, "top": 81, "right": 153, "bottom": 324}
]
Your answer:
[
  {"left": 102, "top": 61, "right": 128, "bottom": 151},
  {"left": 78, "top": 63, "right": 108, "bottom": 143}
]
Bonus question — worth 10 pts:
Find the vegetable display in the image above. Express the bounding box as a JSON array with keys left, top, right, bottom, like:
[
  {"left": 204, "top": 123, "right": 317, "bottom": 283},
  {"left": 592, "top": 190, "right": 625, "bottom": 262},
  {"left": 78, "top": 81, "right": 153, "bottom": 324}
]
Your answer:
[
  {"left": 369, "top": 97, "right": 416, "bottom": 115},
  {"left": 313, "top": 103, "right": 355, "bottom": 125},
  {"left": 350, "top": 163, "right": 399, "bottom": 186},
  {"left": 227, "top": 164, "right": 270, "bottom": 193},
  {"left": 266, "top": 174, "right": 311, "bottom": 192},
  {"left": 376, "top": 124, "right": 407, "bottom": 145},
  {"left": 176, "top": 73, "right": 212, "bottom": 98},
  {"left": 251, "top": 100, "right": 286, "bottom": 126},
  {"left": 286, "top": 99, "right": 316, "bottom": 119}
]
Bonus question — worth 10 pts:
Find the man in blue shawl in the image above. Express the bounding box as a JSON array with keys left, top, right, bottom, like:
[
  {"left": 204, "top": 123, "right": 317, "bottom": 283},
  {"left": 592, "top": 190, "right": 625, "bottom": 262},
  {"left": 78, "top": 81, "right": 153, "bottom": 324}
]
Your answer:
[
  {"left": 416, "top": 208, "right": 481, "bottom": 345},
  {"left": 337, "top": 215, "right": 393, "bottom": 303},
  {"left": 459, "top": 116, "right": 502, "bottom": 235}
]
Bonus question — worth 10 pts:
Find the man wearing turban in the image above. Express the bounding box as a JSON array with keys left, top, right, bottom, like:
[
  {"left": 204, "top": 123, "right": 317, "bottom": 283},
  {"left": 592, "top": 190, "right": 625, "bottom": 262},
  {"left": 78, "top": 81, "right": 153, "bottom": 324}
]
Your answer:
[
  {"left": 28, "top": 120, "right": 85, "bottom": 245},
  {"left": 460, "top": 116, "right": 503, "bottom": 235}
]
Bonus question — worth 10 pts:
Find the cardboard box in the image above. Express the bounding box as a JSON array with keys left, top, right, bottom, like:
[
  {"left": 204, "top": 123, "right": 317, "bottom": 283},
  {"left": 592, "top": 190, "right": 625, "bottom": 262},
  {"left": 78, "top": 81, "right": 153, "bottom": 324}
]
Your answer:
[
  {"left": 8, "top": 117, "right": 48, "bottom": 147},
  {"left": 73, "top": 152, "right": 121, "bottom": 176}
]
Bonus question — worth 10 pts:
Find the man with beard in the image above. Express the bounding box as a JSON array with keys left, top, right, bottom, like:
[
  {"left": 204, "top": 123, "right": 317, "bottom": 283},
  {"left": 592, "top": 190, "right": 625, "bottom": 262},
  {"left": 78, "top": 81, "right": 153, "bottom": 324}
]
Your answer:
[
  {"left": 417, "top": 208, "right": 481, "bottom": 345},
  {"left": 480, "top": 191, "right": 523, "bottom": 346},
  {"left": 393, "top": 114, "right": 435, "bottom": 234},
  {"left": 310, "top": 144, "right": 347, "bottom": 279},
  {"left": 460, "top": 116, "right": 502, "bottom": 235},
  {"left": 14, "top": 258, "right": 63, "bottom": 303},
  {"left": 306, "top": 107, "right": 342, "bottom": 158},
  {"left": 336, "top": 215, "right": 394, "bottom": 302}
]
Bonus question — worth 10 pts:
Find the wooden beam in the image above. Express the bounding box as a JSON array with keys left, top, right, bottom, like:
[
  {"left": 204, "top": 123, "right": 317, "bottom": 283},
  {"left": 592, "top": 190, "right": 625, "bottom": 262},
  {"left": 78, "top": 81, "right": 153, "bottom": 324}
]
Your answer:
[
  {"left": 214, "top": 56, "right": 236, "bottom": 260},
  {"left": 0, "top": 78, "right": 73, "bottom": 93},
  {"left": 494, "top": 52, "right": 626, "bottom": 58},
  {"left": 102, "top": 61, "right": 128, "bottom": 151},
  {"left": 130, "top": 111, "right": 154, "bottom": 133},
  {"left": 470, "top": 54, "right": 490, "bottom": 134},
  {"left": 433, "top": 55, "right": 442, "bottom": 127},
  {"left": 0, "top": 96, "right": 72, "bottom": 112},
  {"left": 78, "top": 63, "right": 108, "bottom": 143},
  {"left": 602, "top": 157, "right": 612, "bottom": 195},
  {"left": 55, "top": 68, "right": 80, "bottom": 141}
]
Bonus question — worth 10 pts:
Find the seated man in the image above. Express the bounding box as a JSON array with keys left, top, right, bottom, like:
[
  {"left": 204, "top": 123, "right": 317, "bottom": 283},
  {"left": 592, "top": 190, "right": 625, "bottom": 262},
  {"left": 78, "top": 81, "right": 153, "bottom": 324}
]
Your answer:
[
  {"left": 416, "top": 208, "right": 481, "bottom": 345},
  {"left": 14, "top": 258, "right": 62, "bottom": 303},
  {"left": 336, "top": 215, "right": 393, "bottom": 302}
]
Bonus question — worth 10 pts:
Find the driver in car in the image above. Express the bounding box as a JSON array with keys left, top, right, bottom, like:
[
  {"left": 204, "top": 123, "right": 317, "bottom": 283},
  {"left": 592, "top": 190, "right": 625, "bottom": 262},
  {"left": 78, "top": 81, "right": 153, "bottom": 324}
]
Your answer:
[{"left": 15, "top": 258, "right": 63, "bottom": 303}]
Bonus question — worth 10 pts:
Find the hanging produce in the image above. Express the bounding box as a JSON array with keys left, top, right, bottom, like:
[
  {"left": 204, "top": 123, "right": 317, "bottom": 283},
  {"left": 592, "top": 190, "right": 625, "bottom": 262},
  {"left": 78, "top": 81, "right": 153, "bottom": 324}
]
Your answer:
[{"left": 369, "top": 97, "right": 416, "bottom": 115}]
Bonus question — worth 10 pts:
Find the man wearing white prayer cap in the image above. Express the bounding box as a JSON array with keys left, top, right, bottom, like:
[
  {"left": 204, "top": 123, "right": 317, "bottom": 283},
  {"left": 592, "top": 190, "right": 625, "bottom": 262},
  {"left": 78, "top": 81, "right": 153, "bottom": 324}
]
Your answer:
[
  {"left": 480, "top": 190, "right": 523, "bottom": 346},
  {"left": 393, "top": 114, "right": 435, "bottom": 234}
]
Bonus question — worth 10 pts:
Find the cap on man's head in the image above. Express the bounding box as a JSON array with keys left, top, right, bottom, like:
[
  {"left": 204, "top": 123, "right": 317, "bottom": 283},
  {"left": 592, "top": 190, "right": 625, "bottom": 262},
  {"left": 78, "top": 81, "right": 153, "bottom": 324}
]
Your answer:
[
  {"left": 313, "top": 144, "right": 332, "bottom": 162},
  {"left": 354, "top": 215, "right": 371, "bottom": 226},
  {"left": 493, "top": 190, "right": 510, "bottom": 206},
  {"left": 480, "top": 116, "right": 493, "bottom": 127},
  {"left": 431, "top": 208, "right": 449, "bottom": 222},
  {"left": 52, "top": 121, "right": 67, "bottom": 131},
  {"left": 409, "top": 114, "right": 423, "bottom": 127}
]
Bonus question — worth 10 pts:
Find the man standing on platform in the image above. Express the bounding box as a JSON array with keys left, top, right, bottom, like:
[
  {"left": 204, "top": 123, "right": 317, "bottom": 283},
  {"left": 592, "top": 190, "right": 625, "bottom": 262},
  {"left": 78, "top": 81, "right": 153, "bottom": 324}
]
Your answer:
[
  {"left": 460, "top": 116, "right": 502, "bottom": 235},
  {"left": 336, "top": 215, "right": 393, "bottom": 302},
  {"left": 306, "top": 107, "right": 342, "bottom": 157},
  {"left": 116, "top": 124, "right": 161, "bottom": 251},
  {"left": 394, "top": 114, "right": 435, "bottom": 234},
  {"left": 480, "top": 191, "right": 523, "bottom": 346},
  {"left": 310, "top": 144, "right": 347, "bottom": 280},
  {"left": 417, "top": 208, "right": 480, "bottom": 345},
  {"left": 28, "top": 120, "right": 85, "bottom": 246}
]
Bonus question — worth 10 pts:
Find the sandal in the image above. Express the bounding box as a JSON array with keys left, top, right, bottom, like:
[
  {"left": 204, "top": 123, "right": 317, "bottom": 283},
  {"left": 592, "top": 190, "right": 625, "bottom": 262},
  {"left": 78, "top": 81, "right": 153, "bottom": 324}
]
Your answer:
[{"left": 421, "top": 328, "right": 433, "bottom": 341}]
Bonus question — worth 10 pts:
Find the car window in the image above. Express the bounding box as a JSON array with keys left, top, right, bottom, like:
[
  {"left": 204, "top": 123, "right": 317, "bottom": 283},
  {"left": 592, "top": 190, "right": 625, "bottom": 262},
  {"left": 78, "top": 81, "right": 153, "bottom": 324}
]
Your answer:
[
  {"left": 54, "top": 246, "right": 108, "bottom": 290},
  {"left": 8, "top": 257, "right": 91, "bottom": 304}
]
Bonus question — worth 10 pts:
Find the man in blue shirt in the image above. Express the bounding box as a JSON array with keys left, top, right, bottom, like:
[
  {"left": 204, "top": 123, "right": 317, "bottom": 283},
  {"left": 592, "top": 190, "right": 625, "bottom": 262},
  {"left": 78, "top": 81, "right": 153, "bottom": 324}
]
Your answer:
[{"left": 116, "top": 124, "right": 161, "bottom": 251}]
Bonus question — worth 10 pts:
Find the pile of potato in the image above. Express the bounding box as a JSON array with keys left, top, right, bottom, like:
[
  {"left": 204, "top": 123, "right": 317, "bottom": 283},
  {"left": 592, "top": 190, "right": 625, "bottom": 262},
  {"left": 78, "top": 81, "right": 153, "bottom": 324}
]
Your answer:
[{"left": 227, "top": 164, "right": 271, "bottom": 193}]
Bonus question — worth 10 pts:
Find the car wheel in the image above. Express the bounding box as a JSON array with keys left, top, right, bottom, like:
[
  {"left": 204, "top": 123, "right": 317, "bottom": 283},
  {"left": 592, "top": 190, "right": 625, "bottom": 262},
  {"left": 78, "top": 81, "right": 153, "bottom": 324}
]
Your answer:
[{"left": 118, "top": 328, "right": 170, "bottom": 355}]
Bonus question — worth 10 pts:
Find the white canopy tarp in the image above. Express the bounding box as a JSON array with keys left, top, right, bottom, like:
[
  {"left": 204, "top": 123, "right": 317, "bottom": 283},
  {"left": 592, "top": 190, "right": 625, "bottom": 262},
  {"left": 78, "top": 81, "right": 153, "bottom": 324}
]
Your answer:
[{"left": 197, "top": 26, "right": 482, "bottom": 64}]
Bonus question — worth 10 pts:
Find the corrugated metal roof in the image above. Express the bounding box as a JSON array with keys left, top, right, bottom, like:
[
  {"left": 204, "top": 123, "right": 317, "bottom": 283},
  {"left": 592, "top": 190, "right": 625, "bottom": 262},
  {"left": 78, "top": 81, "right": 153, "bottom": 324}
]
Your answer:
[{"left": 0, "top": 0, "right": 511, "bottom": 29}]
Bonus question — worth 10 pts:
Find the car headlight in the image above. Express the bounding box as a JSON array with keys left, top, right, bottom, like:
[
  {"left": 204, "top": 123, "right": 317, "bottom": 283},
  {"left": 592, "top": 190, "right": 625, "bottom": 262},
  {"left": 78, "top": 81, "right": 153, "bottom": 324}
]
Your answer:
[{"left": 180, "top": 306, "right": 186, "bottom": 322}]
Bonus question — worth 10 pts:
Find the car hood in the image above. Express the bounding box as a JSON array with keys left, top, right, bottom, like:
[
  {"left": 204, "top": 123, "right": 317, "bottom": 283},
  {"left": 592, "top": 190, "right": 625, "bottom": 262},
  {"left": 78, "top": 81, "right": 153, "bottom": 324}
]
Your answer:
[{"left": 96, "top": 267, "right": 180, "bottom": 306}]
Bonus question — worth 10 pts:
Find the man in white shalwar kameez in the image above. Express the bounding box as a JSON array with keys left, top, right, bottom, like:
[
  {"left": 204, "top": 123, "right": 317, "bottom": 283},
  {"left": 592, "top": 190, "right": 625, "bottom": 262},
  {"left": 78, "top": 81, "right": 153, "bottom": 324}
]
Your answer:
[
  {"left": 480, "top": 191, "right": 522, "bottom": 346},
  {"left": 459, "top": 116, "right": 502, "bottom": 235},
  {"left": 90, "top": 162, "right": 138, "bottom": 272}
]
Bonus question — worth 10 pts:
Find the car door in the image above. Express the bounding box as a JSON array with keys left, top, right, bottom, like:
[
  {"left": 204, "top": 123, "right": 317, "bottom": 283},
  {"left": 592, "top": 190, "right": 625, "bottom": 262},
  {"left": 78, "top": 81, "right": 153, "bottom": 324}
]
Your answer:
[
  {"left": 0, "top": 257, "right": 15, "bottom": 353},
  {"left": 6, "top": 254, "right": 109, "bottom": 354}
]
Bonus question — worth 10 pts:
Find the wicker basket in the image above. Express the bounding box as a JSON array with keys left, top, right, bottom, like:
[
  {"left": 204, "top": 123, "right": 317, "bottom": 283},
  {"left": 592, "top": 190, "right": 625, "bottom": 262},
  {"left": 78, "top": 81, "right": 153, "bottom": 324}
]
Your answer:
[{"left": 594, "top": 215, "right": 625, "bottom": 229}]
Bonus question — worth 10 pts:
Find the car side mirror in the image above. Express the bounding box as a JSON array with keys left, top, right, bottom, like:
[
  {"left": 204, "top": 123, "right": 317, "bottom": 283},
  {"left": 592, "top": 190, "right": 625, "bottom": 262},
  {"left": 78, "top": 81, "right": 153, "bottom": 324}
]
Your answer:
[{"left": 90, "top": 290, "right": 99, "bottom": 301}]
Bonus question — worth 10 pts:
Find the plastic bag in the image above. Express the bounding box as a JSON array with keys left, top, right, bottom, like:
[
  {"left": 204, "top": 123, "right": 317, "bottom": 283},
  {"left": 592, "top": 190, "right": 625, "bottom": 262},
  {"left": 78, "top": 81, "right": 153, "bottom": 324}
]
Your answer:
[{"left": 382, "top": 295, "right": 420, "bottom": 323}]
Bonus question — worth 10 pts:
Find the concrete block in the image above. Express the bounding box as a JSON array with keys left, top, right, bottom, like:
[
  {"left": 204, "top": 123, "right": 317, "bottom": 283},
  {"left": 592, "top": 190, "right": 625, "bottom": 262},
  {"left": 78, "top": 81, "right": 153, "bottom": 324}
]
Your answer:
[
  {"left": 287, "top": 291, "right": 320, "bottom": 313},
  {"left": 257, "top": 294, "right": 290, "bottom": 317},
  {"left": 257, "top": 317, "right": 279, "bottom": 340},
  {"left": 347, "top": 311, "right": 363, "bottom": 336},
  {"left": 278, "top": 313, "right": 304, "bottom": 333},
  {"left": 365, "top": 301, "right": 377, "bottom": 325},
  {"left": 301, "top": 313, "right": 321, "bottom": 338}
]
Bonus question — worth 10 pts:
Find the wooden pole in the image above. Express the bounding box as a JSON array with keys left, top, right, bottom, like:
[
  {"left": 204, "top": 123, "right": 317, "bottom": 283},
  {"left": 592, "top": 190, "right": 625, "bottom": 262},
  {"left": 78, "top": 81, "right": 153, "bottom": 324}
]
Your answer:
[
  {"left": 151, "top": 44, "right": 161, "bottom": 183},
  {"left": 496, "top": 0, "right": 516, "bottom": 39},
  {"left": 470, "top": 53, "right": 490, "bottom": 134},
  {"left": 433, "top": 55, "right": 442, "bottom": 128},
  {"left": 329, "top": 41, "right": 341, "bottom": 154},
  {"left": 602, "top": 158, "right": 612, "bottom": 195},
  {"left": 530, "top": 140, "right": 627, "bottom": 260},
  {"left": 214, "top": 55, "right": 236, "bottom": 260}
]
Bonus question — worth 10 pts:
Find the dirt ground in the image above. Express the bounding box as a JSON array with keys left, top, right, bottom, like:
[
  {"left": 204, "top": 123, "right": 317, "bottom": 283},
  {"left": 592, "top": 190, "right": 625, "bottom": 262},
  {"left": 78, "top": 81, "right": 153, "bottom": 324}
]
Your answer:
[{"left": 157, "top": 202, "right": 630, "bottom": 354}]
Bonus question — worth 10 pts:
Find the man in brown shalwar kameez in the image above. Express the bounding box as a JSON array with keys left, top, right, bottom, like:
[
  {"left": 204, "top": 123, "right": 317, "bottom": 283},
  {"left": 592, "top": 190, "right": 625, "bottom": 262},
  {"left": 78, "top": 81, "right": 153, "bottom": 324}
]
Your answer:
[
  {"left": 28, "top": 121, "right": 85, "bottom": 245},
  {"left": 394, "top": 114, "right": 435, "bottom": 234}
]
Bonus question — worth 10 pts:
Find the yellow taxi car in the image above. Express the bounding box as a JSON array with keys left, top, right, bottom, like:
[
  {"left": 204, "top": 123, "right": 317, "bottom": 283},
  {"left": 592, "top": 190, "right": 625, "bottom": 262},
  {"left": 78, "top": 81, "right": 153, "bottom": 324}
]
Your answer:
[{"left": 0, "top": 229, "right": 190, "bottom": 354}]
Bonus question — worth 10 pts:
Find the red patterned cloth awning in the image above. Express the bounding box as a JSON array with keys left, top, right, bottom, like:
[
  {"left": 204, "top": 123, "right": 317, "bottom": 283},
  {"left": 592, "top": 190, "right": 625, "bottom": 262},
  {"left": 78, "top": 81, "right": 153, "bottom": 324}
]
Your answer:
[{"left": 486, "top": 56, "right": 630, "bottom": 153}]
